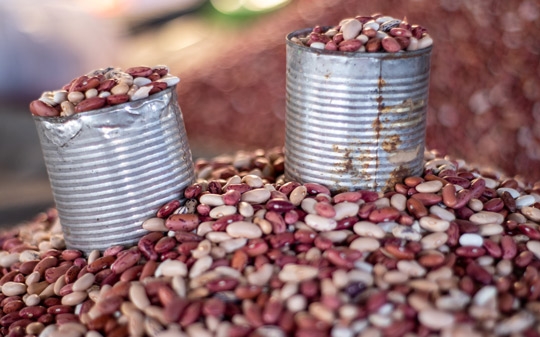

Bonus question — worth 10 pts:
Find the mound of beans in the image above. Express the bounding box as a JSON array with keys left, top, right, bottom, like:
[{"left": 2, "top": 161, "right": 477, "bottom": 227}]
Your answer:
[
  {"left": 29, "top": 66, "right": 180, "bottom": 118},
  {"left": 290, "top": 14, "right": 433, "bottom": 53},
  {"left": 2, "top": 147, "right": 540, "bottom": 337}
]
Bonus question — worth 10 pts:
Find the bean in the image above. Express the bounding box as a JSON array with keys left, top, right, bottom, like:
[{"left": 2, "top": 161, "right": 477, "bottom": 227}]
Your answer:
[
  {"left": 526, "top": 240, "right": 540, "bottom": 260},
  {"left": 72, "top": 273, "right": 96, "bottom": 292},
  {"left": 5, "top": 146, "right": 540, "bottom": 336},
  {"left": 2, "top": 282, "right": 27, "bottom": 296},
  {"left": 406, "top": 197, "right": 428, "bottom": 218},
  {"left": 61, "top": 291, "right": 87, "bottom": 306},
  {"left": 418, "top": 309, "right": 455, "bottom": 330},
  {"left": 305, "top": 214, "right": 337, "bottom": 231},
  {"left": 241, "top": 188, "right": 271, "bottom": 204},
  {"left": 415, "top": 180, "right": 443, "bottom": 193},
  {"left": 278, "top": 265, "right": 318, "bottom": 283},
  {"left": 419, "top": 216, "right": 450, "bottom": 232},
  {"left": 225, "top": 221, "right": 263, "bottom": 239},
  {"left": 31, "top": 65, "right": 180, "bottom": 118},
  {"left": 353, "top": 221, "right": 385, "bottom": 238},
  {"left": 368, "top": 207, "right": 400, "bottom": 223},
  {"left": 166, "top": 213, "right": 200, "bottom": 231}
]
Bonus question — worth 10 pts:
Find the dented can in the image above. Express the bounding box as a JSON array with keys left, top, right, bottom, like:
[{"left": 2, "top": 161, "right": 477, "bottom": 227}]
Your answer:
[
  {"left": 285, "top": 28, "right": 432, "bottom": 192},
  {"left": 33, "top": 86, "right": 194, "bottom": 253}
]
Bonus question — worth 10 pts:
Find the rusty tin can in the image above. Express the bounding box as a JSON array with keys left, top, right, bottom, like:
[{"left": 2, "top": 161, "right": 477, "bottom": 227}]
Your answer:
[
  {"left": 33, "top": 86, "right": 194, "bottom": 253},
  {"left": 285, "top": 29, "right": 432, "bottom": 192}
]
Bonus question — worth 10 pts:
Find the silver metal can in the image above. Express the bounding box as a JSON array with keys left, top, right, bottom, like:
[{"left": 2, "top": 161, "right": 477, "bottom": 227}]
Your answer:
[
  {"left": 285, "top": 29, "right": 432, "bottom": 192},
  {"left": 33, "top": 87, "right": 194, "bottom": 253}
]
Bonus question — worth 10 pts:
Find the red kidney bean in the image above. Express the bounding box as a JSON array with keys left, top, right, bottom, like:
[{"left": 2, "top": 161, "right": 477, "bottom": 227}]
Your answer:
[
  {"left": 153, "top": 236, "right": 176, "bottom": 254},
  {"left": 406, "top": 197, "right": 428, "bottom": 218},
  {"left": 157, "top": 200, "right": 181, "bottom": 218},
  {"left": 29, "top": 99, "right": 60, "bottom": 117},
  {"left": 213, "top": 214, "right": 243, "bottom": 231},
  {"left": 164, "top": 297, "right": 188, "bottom": 323},
  {"left": 74, "top": 96, "right": 107, "bottom": 113},
  {"left": 266, "top": 199, "right": 295, "bottom": 212},
  {"left": 33, "top": 256, "right": 58, "bottom": 275},
  {"left": 410, "top": 193, "right": 442, "bottom": 206},
  {"left": 87, "top": 255, "right": 115, "bottom": 273},
  {"left": 517, "top": 224, "right": 540, "bottom": 240},
  {"left": 470, "top": 179, "right": 486, "bottom": 199},
  {"left": 179, "top": 301, "right": 202, "bottom": 327},
  {"left": 455, "top": 206, "right": 475, "bottom": 219},
  {"left": 47, "top": 304, "right": 75, "bottom": 315},
  {"left": 268, "top": 232, "right": 295, "bottom": 249},
  {"left": 358, "top": 202, "right": 376, "bottom": 218},
  {"left": 18, "top": 261, "right": 38, "bottom": 275},
  {"left": 515, "top": 250, "right": 534, "bottom": 268},
  {"left": 110, "top": 248, "right": 140, "bottom": 274},
  {"left": 264, "top": 211, "right": 287, "bottom": 234},
  {"left": 501, "top": 236, "right": 517, "bottom": 259},
  {"left": 466, "top": 261, "right": 492, "bottom": 285},
  {"left": 19, "top": 306, "right": 47, "bottom": 319},
  {"left": 166, "top": 213, "right": 200, "bottom": 232},
  {"left": 369, "top": 206, "right": 400, "bottom": 222},
  {"left": 184, "top": 183, "right": 203, "bottom": 199},
  {"left": 2, "top": 300, "right": 24, "bottom": 313}
]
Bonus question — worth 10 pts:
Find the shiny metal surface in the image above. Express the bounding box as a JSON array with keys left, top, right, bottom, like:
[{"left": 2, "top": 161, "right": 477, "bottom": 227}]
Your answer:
[
  {"left": 285, "top": 29, "right": 432, "bottom": 192},
  {"left": 34, "top": 87, "right": 194, "bottom": 252}
]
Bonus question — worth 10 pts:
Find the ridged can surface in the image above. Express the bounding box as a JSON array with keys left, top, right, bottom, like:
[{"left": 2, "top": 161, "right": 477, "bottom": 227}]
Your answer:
[
  {"left": 285, "top": 29, "right": 432, "bottom": 192},
  {"left": 33, "top": 87, "right": 194, "bottom": 253}
]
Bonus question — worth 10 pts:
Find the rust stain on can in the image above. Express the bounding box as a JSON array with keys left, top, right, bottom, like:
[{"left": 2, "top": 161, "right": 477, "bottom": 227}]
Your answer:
[
  {"left": 382, "top": 135, "right": 402, "bottom": 152},
  {"left": 385, "top": 165, "right": 412, "bottom": 192},
  {"left": 332, "top": 145, "right": 354, "bottom": 174}
]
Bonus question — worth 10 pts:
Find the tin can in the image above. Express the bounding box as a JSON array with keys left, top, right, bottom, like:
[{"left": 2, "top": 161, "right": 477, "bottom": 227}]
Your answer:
[
  {"left": 285, "top": 29, "right": 432, "bottom": 192},
  {"left": 33, "top": 87, "right": 194, "bottom": 253}
]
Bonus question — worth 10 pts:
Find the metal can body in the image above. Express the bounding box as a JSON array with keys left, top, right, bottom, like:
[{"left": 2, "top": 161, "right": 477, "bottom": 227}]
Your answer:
[
  {"left": 285, "top": 29, "right": 432, "bottom": 192},
  {"left": 33, "top": 87, "right": 194, "bottom": 252}
]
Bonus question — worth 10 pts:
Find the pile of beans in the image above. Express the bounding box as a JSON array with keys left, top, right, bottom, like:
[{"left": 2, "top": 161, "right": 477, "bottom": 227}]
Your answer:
[
  {"left": 290, "top": 14, "right": 433, "bottom": 53},
  {"left": 29, "top": 66, "right": 180, "bottom": 117},
  {"left": 2, "top": 147, "right": 540, "bottom": 337}
]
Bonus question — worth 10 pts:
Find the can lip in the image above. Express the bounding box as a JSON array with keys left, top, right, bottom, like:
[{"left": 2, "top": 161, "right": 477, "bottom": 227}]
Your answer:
[
  {"left": 32, "top": 85, "right": 177, "bottom": 123},
  {"left": 286, "top": 28, "right": 433, "bottom": 59}
]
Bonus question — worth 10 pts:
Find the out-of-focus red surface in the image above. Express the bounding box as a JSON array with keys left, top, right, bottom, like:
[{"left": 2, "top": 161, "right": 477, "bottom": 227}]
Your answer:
[{"left": 174, "top": 0, "right": 540, "bottom": 183}]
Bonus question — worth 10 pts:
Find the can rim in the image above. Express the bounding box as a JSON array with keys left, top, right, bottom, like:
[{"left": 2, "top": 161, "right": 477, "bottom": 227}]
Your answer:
[
  {"left": 286, "top": 28, "right": 433, "bottom": 59},
  {"left": 32, "top": 85, "right": 177, "bottom": 123}
]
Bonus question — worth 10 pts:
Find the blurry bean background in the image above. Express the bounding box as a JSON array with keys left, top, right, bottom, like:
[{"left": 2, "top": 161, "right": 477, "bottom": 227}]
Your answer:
[{"left": 1, "top": 0, "right": 539, "bottom": 225}]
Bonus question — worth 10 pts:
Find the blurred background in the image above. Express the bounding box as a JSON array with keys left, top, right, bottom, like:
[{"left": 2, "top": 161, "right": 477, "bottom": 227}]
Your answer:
[{"left": 1, "top": 0, "right": 539, "bottom": 226}]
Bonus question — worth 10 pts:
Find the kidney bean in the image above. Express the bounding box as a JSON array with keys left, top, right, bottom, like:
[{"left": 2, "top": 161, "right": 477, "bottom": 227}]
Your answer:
[
  {"left": 406, "top": 197, "right": 428, "bottom": 218},
  {"left": 29, "top": 100, "right": 59, "bottom": 117},
  {"left": 470, "top": 179, "right": 486, "bottom": 199},
  {"left": 264, "top": 211, "right": 287, "bottom": 234},
  {"left": 125, "top": 66, "right": 153, "bottom": 78},
  {"left": 517, "top": 224, "right": 540, "bottom": 240},
  {"left": 32, "top": 65, "right": 180, "bottom": 118},
  {"left": 44, "top": 263, "right": 71, "bottom": 283},
  {"left": 179, "top": 301, "right": 202, "bottom": 327},
  {"left": 33, "top": 256, "right": 58, "bottom": 275},
  {"left": 110, "top": 248, "right": 140, "bottom": 274},
  {"left": 411, "top": 193, "right": 442, "bottom": 206},
  {"left": 2, "top": 299, "right": 24, "bottom": 313},
  {"left": 466, "top": 262, "right": 492, "bottom": 286},
  {"left": 166, "top": 213, "right": 200, "bottom": 232},
  {"left": 6, "top": 146, "right": 540, "bottom": 336},
  {"left": 74, "top": 96, "right": 106, "bottom": 113},
  {"left": 87, "top": 255, "right": 115, "bottom": 273}
]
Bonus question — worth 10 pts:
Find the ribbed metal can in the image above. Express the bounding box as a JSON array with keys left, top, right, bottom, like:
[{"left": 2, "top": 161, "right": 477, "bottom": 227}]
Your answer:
[
  {"left": 33, "top": 86, "right": 194, "bottom": 253},
  {"left": 285, "top": 29, "right": 432, "bottom": 192}
]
